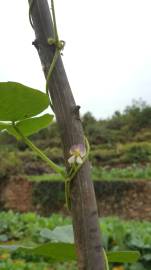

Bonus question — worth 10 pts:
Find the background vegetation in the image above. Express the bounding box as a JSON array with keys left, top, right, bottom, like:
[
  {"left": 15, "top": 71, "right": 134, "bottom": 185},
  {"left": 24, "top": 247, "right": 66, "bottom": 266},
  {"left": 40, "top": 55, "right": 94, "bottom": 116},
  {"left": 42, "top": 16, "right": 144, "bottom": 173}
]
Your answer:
[{"left": 0, "top": 100, "right": 150, "bottom": 181}]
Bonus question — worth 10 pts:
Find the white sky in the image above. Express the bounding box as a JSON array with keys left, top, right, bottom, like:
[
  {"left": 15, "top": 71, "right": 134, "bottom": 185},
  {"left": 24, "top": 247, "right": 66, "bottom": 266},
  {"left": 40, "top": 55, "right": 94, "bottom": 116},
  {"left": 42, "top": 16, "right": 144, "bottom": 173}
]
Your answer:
[{"left": 0, "top": 0, "right": 151, "bottom": 119}]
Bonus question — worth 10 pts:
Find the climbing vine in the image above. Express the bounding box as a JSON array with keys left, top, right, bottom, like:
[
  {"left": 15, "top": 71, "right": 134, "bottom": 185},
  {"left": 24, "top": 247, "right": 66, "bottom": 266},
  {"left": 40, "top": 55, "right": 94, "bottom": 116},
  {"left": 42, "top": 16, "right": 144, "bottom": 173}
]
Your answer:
[{"left": 29, "top": 0, "right": 90, "bottom": 209}]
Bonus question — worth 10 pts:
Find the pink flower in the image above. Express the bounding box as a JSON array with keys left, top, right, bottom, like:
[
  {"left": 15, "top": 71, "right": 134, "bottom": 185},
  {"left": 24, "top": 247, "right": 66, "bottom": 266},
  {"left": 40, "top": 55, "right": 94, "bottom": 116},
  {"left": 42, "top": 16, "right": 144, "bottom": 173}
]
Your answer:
[{"left": 68, "top": 144, "right": 86, "bottom": 165}]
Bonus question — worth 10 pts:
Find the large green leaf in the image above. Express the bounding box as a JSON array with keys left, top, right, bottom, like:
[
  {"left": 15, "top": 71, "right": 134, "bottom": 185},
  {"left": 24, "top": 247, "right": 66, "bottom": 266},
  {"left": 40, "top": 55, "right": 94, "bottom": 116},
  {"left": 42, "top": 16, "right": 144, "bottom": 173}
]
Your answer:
[
  {"left": 0, "top": 243, "right": 140, "bottom": 263},
  {"left": 40, "top": 225, "right": 74, "bottom": 243},
  {"left": 7, "top": 114, "right": 53, "bottom": 139},
  {"left": 24, "top": 243, "right": 76, "bottom": 261},
  {"left": 0, "top": 82, "right": 49, "bottom": 121}
]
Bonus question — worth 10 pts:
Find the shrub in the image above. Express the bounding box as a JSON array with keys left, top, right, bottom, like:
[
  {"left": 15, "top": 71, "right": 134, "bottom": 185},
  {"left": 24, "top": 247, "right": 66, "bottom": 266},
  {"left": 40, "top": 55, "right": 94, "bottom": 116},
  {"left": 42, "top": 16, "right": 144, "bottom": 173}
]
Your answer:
[
  {"left": 121, "top": 142, "right": 151, "bottom": 163},
  {"left": 134, "top": 129, "right": 151, "bottom": 142}
]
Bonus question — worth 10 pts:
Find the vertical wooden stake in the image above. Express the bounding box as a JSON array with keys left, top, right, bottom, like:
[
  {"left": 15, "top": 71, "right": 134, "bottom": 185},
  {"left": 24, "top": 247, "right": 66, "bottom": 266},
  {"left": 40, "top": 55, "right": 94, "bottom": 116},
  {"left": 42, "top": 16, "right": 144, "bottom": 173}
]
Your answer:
[{"left": 28, "top": 1, "right": 105, "bottom": 269}]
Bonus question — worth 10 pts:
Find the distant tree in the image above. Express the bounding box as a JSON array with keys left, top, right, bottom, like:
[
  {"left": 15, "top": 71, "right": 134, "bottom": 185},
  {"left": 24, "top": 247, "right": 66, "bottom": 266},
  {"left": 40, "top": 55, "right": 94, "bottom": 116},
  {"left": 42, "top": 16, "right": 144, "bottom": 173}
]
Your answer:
[
  {"left": 124, "top": 99, "right": 151, "bottom": 132},
  {"left": 106, "top": 110, "right": 125, "bottom": 130}
]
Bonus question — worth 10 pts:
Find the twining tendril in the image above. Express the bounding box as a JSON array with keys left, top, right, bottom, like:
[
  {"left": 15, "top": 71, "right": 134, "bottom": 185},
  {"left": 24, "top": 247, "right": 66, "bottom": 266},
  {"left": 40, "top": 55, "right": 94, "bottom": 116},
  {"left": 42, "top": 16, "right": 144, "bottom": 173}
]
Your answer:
[{"left": 29, "top": 0, "right": 65, "bottom": 109}]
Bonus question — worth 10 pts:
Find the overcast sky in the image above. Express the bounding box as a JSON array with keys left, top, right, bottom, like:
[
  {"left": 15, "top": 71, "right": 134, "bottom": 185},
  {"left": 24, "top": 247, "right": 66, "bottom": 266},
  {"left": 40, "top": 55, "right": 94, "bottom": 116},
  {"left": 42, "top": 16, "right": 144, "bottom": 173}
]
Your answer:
[{"left": 0, "top": 0, "right": 151, "bottom": 119}]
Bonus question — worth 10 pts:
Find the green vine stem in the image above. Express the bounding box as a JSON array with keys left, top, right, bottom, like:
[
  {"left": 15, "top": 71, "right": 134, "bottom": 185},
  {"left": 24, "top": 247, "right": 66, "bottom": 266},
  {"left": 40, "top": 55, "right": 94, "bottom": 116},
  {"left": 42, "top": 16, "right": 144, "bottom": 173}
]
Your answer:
[
  {"left": 12, "top": 123, "right": 65, "bottom": 177},
  {"left": 46, "top": 48, "right": 60, "bottom": 94}
]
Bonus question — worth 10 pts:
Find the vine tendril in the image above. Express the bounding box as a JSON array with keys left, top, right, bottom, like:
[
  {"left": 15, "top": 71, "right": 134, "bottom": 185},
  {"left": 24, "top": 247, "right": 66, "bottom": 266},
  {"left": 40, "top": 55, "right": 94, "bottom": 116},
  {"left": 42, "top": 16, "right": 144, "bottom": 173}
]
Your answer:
[{"left": 29, "top": 0, "right": 65, "bottom": 106}]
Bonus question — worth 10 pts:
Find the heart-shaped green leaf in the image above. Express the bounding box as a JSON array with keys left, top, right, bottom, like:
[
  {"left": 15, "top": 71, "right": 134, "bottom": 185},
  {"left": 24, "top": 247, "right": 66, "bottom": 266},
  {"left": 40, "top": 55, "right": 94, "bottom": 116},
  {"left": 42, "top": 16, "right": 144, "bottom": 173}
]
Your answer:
[
  {"left": 7, "top": 114, "right": 53, "bottom": 139},
  {"left": 0, "top": 82, "right": 49, "bottom": 121}
]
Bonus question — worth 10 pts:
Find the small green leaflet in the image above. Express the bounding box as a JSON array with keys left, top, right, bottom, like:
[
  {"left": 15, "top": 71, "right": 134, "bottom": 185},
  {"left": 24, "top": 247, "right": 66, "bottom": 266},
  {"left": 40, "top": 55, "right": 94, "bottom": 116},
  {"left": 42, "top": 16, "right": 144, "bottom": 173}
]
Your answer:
[{"left": 6, "top": 114, "right": 54, "bottom": 139}]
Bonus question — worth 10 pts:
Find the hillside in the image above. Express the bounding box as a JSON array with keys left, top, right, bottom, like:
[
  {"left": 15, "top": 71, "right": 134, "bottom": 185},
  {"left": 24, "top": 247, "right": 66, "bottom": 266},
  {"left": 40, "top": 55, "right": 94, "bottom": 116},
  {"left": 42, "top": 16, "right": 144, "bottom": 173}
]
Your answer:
[{"left": 0, "top": 100, "right": 151, "bottom": 180}]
